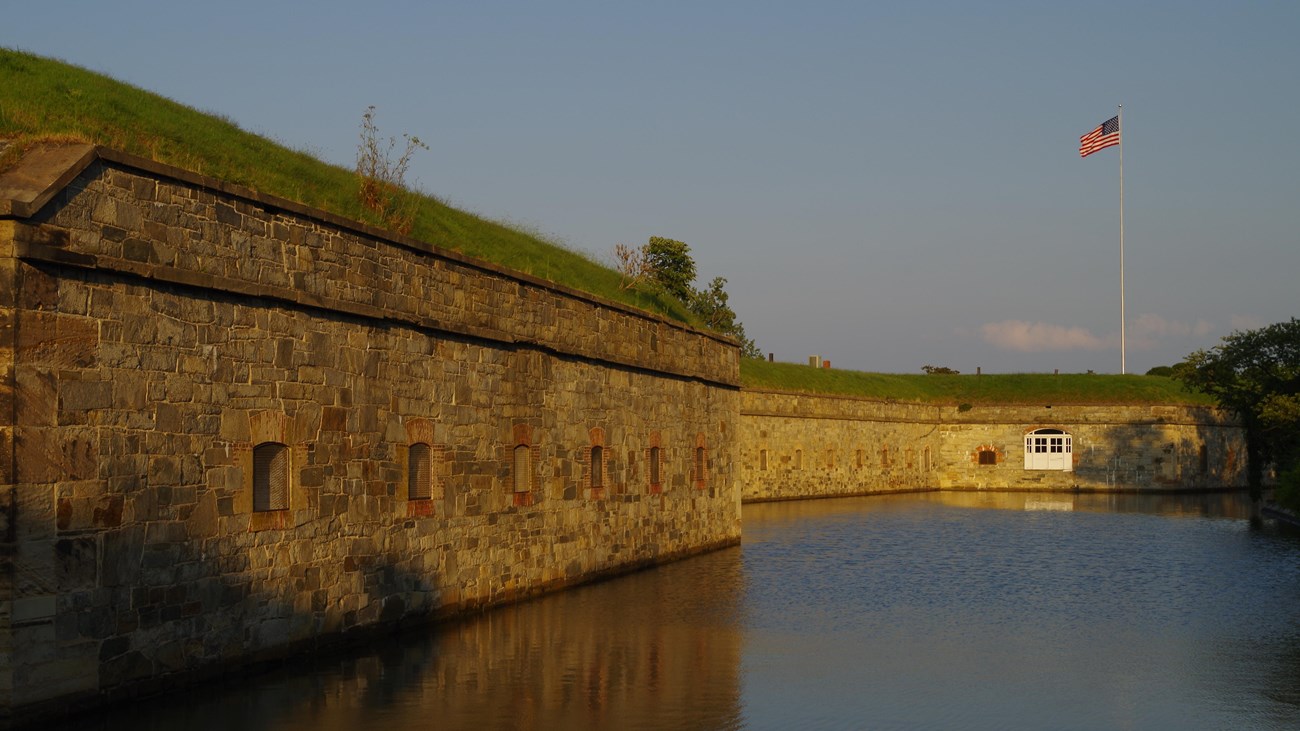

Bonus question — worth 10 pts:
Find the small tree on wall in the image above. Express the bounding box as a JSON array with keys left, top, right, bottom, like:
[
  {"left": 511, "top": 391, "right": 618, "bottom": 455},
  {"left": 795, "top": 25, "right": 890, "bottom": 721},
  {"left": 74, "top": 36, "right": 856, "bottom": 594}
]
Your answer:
[
  {"left": 612, "top": 243, "right": 651, "bottom": 290},
  {"left": 643, "top": 236, "right": 696, "bottom": 302},
  {"left": 355, "top": 105, "right": 427, "bottom": 235},
  {"left": 610, "top": 236, "right": 762, "bottom": 358}
]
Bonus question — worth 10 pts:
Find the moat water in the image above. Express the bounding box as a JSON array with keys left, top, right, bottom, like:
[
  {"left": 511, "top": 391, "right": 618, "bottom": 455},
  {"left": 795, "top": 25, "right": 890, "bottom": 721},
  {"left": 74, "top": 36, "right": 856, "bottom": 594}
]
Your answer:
[{"left": 65, "top": 492, "right": 1300, "bottom": 731}]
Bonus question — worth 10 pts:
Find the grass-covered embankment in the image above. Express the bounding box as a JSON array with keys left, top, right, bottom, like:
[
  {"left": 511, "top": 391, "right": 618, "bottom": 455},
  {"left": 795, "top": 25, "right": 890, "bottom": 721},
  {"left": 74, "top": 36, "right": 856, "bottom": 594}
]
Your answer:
[
  {"left": 0, "top": 48, "right": 695, "bottom": 323},
  {"left": 740, "top": 359, "right": 1216, "bottom": 405}
]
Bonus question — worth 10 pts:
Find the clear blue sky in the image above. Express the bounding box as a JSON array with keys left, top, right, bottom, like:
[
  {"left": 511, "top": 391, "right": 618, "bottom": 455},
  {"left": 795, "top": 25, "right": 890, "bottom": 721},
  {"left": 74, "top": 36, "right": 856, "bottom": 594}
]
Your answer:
[{"left": 6, "top": 1, "right": 1298, "bottom": 374}]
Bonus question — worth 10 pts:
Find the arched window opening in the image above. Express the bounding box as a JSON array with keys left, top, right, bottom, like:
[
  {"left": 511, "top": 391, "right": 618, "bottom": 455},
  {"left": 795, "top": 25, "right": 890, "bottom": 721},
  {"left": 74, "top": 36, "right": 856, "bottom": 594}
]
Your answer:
[
  {"left": 513, "top": 444, "right": 532, "bottom": 492},
  {"left": 409, "top": 443, "right": 433, "bottom": 500},
  {"left": 694, "top": 446, "right": 707, "bottom": 488},
  {"left": 760, "top": 449, "right": 768, "bottom": 471},
  {"left": 978, "top": 449, "right": 997, "bottom": 466},
  {"left": 1024, "top": 428, "right": 1073, "bottom": 471},
  {"left": 795, "top": 449, "right": 803, "bottom": 470},
  {"left": 591, "top": 445, "right": 604, "bottom": 488},
  {"left": 253, "top": 442, "right": 288, "bottom": 512},
  {"left": 649, "top": 445, "right": 662, "bottom": 491}
]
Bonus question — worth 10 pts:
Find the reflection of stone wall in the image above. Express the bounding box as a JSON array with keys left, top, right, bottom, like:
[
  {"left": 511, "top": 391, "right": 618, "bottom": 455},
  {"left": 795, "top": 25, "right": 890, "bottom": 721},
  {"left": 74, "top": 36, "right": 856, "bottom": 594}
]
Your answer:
[
  {"left": 740, "top": 391, "right": 1246, "bottom": 501},
  {"left": 60, "top": 547, "right": 746, "bottom": 731},
  {"left": 0, "top": 145, "right": 741, "bottom": 721}
]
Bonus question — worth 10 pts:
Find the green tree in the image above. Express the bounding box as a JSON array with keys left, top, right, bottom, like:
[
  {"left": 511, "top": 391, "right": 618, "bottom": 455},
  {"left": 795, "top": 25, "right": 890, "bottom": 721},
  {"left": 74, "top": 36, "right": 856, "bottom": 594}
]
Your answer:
[
  {"left": 690, "top": 276, "right": 761, "bottom": 358},
  {"left": 643, "top": 236, "right": 696, "bottom": 303},
  {"left": 1175, "top": 318, "right": 1300, "bottom": 501},
  {"left": 623, "top": 236, "right": 761, "bottom": 357}
]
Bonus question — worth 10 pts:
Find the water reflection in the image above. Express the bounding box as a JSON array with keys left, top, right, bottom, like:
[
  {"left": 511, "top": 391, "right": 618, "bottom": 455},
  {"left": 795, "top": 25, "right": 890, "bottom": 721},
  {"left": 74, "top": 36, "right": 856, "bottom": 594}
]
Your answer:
[
  {"left": 60, "top": 491, "right": 1300, "bottom": 731},
  {"left": 62, "top": 549, "right": 746, "bottom": 731},
  {"left": 741, "top": 491, "right": 1300, "bottom": 731}
]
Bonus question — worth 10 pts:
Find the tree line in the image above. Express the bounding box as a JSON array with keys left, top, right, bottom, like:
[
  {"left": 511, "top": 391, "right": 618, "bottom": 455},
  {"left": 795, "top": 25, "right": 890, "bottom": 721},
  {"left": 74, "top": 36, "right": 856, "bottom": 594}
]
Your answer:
[
  {"left": 1167, "top": 318, "right": 1300, "bottom": 508},
  {"left": 613, "top": 236, "right": 761, "bottom": 359}
]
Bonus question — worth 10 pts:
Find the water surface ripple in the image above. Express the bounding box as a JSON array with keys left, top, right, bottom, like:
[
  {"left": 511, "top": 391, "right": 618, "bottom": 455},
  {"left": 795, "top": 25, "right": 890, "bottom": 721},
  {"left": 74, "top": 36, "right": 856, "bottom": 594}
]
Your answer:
[{"left": 61, "top": 492, "right": 1300, "bottom": 731}]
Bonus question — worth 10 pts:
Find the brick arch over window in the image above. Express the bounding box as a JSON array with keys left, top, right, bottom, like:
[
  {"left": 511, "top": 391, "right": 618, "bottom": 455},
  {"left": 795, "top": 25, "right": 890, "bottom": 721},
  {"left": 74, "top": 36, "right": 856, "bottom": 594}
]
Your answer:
[
  {"left": 646, "top": 430, "right": 664, "bottom": 494},
  {"left": 509, "top": 423, "right": 541, "bottom": 505},
  {"left": 403, "top": 417, "right": 444, "bottom": 517},
  {"left": 693, "top": 432, "right": 708, "bottom": 490}
]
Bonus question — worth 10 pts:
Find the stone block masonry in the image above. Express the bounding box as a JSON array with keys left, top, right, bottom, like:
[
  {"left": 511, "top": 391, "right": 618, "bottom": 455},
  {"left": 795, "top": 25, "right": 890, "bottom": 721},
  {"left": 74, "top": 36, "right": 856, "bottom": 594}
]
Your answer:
[
  {"left": 0, "top": 145, "right": 741, "bottom": 723},
  {"left": 739, "top": 390, "right": 1245, "bottom": 502}
]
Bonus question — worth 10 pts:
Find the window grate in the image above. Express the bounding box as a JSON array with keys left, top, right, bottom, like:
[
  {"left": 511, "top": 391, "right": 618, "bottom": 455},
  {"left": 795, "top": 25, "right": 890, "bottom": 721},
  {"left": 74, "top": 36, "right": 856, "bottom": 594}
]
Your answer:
[
  {"left": 409, "top": 443, "right": 432, "bottom": 500},
  {"left": 591, "top": 445, "right": 604, "bottom": 488},
  {"left": 513, "top": 444, "right": 531, "bottom": 493},
  {"left": 253, "top": 443, "right": 288, "bottom": 511}
]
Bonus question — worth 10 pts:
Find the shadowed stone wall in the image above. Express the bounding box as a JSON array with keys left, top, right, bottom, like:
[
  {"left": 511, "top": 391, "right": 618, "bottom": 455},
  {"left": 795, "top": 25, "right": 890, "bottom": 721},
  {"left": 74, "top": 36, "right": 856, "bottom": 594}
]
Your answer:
[
  {"left": 739, "top": 390, "right": 1245, "bottom": 502},
  {"left": 0, "top": 145, "right": 741, "bottom": 722}
]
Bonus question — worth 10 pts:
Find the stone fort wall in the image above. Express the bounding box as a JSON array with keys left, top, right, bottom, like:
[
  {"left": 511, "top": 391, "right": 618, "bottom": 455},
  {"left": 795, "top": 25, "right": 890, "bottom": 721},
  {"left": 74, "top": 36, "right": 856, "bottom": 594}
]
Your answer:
[
  {"left": 739, "top": 389, "right": 1245, "bottom": 501},
  {"left": 0, "top": 145, "right": 741, "bottom": 721}
]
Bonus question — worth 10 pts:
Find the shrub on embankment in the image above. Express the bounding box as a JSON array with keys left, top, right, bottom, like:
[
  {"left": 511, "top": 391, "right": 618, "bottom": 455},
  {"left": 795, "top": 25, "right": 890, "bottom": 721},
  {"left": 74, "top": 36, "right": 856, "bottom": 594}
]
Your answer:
[
  {"left": 740, "top": 359, "right": 1216, "bottom": 406},
  {"left": 0, "top": 47, "right": 695, "bottom": 323}
]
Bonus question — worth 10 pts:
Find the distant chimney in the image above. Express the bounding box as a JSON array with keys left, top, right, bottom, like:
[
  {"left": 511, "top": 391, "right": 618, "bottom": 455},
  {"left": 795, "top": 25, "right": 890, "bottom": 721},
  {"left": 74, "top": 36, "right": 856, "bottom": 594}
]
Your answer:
[
  {"left": 768, "top": 352, "right": 774, "bottom": 362},
  {"left": 809, "top": 355, "right": 822, "bottom": 368},
  {"left": 822, "top": 360, "right": 831, "bottom": 369}
]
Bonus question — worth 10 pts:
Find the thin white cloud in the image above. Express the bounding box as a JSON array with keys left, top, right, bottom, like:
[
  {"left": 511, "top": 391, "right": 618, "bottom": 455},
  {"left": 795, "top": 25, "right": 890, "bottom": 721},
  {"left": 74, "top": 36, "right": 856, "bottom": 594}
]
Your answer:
[
  {"left": 1127, "top": 314, "right": 1217, "bottom": 349},
  {"left": 980, "top": 321, "right": 1107, "bottom": 352},
  {"left": 979, "top": 314, "right": 1222, "bottom": 353}
]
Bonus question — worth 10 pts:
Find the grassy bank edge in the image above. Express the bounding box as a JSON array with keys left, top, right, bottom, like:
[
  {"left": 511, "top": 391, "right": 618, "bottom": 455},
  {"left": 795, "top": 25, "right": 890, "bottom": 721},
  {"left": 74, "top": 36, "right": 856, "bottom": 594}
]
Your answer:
[{"left": 740, "top": 359, "right": 1215, "bottom": 406}]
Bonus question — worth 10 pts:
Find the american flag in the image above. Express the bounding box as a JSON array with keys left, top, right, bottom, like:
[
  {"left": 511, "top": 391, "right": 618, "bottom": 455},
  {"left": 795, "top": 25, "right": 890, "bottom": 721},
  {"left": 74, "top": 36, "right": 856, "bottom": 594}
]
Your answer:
[{"left": 1080, "top": 115, "right": 1120, "bottom": 158}]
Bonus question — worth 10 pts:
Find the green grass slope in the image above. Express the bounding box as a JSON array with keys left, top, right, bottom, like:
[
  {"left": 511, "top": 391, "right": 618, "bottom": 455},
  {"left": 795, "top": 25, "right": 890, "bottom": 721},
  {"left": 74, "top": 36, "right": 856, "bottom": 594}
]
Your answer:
[
  {"left": 0, "top": 48, "right": 693, "bottom": 322},
  {"left": 740, "top": 359, "right": 1215, "bottom": 405}
]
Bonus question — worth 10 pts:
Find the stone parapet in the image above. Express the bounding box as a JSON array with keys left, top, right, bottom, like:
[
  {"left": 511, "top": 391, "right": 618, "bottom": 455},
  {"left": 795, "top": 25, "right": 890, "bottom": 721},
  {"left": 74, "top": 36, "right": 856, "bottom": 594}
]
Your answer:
[{"left": 3, "top": 144, "right": 738, "bottom": 388}]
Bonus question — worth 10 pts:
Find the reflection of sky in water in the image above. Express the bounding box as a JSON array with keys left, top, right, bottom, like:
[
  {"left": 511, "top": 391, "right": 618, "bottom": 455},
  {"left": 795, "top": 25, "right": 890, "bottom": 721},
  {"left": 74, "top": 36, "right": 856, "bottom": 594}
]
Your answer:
[
  {"left": 740, "top": 492, "right": 1300, "bottom": 731},
  {"left": 60, "top": 492, "right": 1300, "bottom": 731}
]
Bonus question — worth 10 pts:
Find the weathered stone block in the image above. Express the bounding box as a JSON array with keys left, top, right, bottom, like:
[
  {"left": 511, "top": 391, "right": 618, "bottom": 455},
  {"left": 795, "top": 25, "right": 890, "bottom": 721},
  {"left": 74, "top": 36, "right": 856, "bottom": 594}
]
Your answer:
[
  {"left": 55, "top": 537, "right": 98, "bottom": 589},
  {"left": 219, "top": 409, "right": 250, "bottom": 442}
]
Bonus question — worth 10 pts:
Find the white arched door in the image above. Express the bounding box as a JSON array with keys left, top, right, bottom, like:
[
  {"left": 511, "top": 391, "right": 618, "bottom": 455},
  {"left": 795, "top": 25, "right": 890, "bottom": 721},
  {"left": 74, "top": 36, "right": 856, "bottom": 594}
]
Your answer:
[{"left": 1024, "top": 428, "right": 1072, "bottom": 471}]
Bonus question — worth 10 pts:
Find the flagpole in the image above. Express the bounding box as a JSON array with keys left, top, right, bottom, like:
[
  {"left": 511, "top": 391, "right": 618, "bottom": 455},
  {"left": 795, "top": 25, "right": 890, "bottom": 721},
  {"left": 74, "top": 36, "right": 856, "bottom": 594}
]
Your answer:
[{"left": 1118, "top": 104, "right": 1126, "bottom": 375}]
